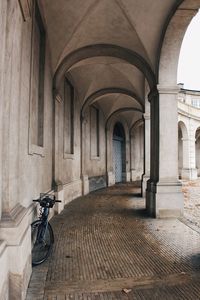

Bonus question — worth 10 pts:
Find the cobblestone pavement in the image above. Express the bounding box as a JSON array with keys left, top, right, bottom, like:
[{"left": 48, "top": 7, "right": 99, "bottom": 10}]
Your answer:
[
  {"left": 26, "top": 183, "right": 200, "bottom": 300},
  {"left": 182, "top": 179, "right": 200, "bottom": 231}
]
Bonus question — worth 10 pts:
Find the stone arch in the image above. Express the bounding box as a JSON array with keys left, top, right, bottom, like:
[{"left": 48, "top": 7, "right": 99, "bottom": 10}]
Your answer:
[
  {"left": 158, "top": 2, "right": 197, "bottom": 85},
  {"left": 53, "top": 44, "right": 156, "bottom": 191},
  {"left": 130, "top": 119, "right": 144, "bottom": 133},
  {"left": 81, "top": 87, "right": 144, "bottom": 118},
  {"left": 178, "top": 120, "right": 188, "bottom": 140},
  {"left": 53, "top": 44, "right": 156, "bottom": 92},
  {"left": 106, "top": 108, "right": 142, "bottom": 128}
]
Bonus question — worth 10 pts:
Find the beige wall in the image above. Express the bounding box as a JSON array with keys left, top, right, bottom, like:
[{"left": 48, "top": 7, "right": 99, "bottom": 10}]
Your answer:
[
  {"left": 83, "top": 106, "right": 106, "bottom": 177},
  {"left": 0, "top": 1, "right": 53, "bottom": 298}
]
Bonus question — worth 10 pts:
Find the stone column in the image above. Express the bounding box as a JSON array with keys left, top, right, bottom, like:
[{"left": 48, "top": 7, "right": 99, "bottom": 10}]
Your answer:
[
  {"left": 0, "top": 0, "right": 8, "bottom": 220},
  {"left": 146, "top": 85, "right": 183, "bottom": 218},
  {"left": 130, "top": 125, "right": 143, "bottom": 181},
  {"left": 1, "top": 0, "right": 24, "bottom": 219},
  {"left": 142, "top": 112, "right": 150, "bottom": 196},
  {"left": 181, "top": 135, "right": 197, "bottom": 180},
  {"left": 81, "top": 114, "right": 89, "bottom": 195}
]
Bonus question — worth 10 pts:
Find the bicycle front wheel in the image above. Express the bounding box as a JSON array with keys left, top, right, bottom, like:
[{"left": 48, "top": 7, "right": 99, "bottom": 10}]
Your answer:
[{"left": 31, "top": 220, "right": 54, "bottom": 266}]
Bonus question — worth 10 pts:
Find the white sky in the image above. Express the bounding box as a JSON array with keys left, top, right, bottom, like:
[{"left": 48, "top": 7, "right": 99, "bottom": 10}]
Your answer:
[{"left": 177, "top": 10, "right": 200, "bottom": 90}]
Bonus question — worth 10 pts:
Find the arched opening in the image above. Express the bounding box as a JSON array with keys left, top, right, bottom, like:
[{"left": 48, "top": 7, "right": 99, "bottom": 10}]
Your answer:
[
  {"left": 195, "top": 128, "right": 200, "bottom": 177},
  {"left": 112, "top": 122, "right": 126, "bottom": 183},
  {"left": 178, "top": 121, "right": 188, "bottom": 179},
  {"left": 178, "top": 125, "right": 183, "bottom": 179},
  {"left": 177, "top": 10, "right": 200, "bottom": 90}
]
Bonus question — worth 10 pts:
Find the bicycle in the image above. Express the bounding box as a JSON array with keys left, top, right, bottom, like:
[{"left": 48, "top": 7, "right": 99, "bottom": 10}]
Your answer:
[{"left": 31, "top": 193, "right": 61, "bottom": 266}]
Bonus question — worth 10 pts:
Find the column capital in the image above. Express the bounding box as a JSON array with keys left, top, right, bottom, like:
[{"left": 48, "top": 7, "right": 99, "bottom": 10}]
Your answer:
[
  {"left": 157, "top": 84, "right": 180, "bottom": 94},
  {"left": 148, "top": 86, "right": 159, "bottom": 102},
  {"left": 143, "top": 113, "right": 150, "bottom": 120},
  {"left": 182, "top": 137, "right": 196, "bottom": 142}
]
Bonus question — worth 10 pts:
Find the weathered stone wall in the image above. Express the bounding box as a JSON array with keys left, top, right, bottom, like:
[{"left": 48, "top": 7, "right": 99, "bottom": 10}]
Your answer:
[
  {"left": 83, "top": 106, "right": 106, "bottom": 177},
  {"left": 0, "top": 1, "right": 53, "bottom": 298},
  {"left": 54, "top": 76, "right": 82, "bottom": 203}
]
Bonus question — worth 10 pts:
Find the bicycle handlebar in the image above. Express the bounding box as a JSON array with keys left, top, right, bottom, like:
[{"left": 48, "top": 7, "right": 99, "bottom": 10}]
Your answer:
[{"left": 33, "top": 199, "right": 61, "bottom": 202}]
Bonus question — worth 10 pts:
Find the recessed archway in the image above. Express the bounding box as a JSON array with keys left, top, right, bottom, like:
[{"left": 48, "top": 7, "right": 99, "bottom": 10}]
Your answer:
[
  {"left": 178, "top": 121, "right": 188, "bottom": 179},
  {"left": 112, "top": 122, "right": 126, "bottom": 183}
]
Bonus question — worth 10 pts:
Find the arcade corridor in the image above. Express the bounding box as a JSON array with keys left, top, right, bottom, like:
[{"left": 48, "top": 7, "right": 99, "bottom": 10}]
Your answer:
[
  {"left": 2, "top": 1, "right": 200, "bottom": 298},
  {"left": 27, "top": 183, "right": 200, "bottom": 299}
]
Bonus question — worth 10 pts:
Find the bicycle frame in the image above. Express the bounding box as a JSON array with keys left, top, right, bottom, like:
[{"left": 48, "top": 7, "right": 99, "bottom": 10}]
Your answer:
[
  {"left": 36, "top": 207, "right": 49, "bottom": 242},
  {"left": 31, "top": 194, "right": 61, "bottom": 265}
]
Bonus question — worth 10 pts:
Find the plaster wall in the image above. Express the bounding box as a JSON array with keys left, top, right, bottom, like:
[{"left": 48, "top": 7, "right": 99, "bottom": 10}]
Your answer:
[
  {"left": 83, "top": 106, "right": 106, "bottom": 179},
  {"left": 0, "top": 1, "right": 54, "bottom": 298},
  {"left": 55, "top": 80, "right": 81, "bottom": 183},
  {"left": 54, "top": 77, "right": 82, "bottom": 203}
]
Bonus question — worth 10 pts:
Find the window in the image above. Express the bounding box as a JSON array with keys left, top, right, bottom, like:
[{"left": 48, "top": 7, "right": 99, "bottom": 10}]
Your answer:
[
  {"left": 192, "top": 99, "right": 200, "bottom": 108},
  {"left": 64, "top": 78, "right": 74, "bottom": 156},
  {"left": 29, "top": 1, "right": 45, "bottom": 155},
  {"left": 90, "top": 106, "right": 100, "bottom": 158}
]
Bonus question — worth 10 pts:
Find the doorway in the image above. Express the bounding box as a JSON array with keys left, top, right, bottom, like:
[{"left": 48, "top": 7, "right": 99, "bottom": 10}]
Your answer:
[{"left": 113, "top": 122, "right": 125, "bottom": 183}]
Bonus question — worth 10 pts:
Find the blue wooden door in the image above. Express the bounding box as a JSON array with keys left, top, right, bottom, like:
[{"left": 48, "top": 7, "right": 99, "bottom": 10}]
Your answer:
[{"left": 113, "top": 139, "right": 122, "bottom": 182}]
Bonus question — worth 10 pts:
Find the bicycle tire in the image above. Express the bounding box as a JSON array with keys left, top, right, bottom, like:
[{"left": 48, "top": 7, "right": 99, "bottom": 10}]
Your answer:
[{"left": 31, "top": 220, "right": 54, "bottom": 266}]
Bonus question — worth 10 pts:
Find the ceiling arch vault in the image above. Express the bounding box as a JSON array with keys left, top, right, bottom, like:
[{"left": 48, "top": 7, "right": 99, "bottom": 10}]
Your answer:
[
  {"left": 47, "top": 0, "right": 200, "bottom": 149},
  {"left": 81, "top": 87, "right": 144, "bottom": 118},
  {"left": 53, "top": 44, "right": 156, "bottom": 91}
]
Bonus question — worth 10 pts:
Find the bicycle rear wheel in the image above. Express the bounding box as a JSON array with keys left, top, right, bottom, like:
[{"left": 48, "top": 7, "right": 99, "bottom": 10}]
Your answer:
[{"left": 31, "top": 220, "right": 54, "bottom": 266}]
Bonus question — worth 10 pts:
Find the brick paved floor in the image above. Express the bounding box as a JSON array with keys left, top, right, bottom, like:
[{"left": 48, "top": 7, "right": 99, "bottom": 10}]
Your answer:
[{"left": 26, "top": 183, "right": 200, "bottom": 299}]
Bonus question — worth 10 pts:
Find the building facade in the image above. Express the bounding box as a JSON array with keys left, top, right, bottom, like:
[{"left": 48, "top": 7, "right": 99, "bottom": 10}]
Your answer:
[{"left": 178, "top": 86, "right": 200, "bottom": 180}]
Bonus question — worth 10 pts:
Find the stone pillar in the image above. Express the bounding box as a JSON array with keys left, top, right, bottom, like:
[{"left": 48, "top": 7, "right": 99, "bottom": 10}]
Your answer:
[
  {"left": 0, "top": 2, "right": 32, "bottom": 299},
  {"left": 146, "top": 86, "right": 183, "bottom": 218},
  {"left": 81, "top": 114, "right": 89, "bottom": 195},
  {"left": 130, "top": 125, "right": 144, "bottom": 181},
  {"left": 54, "top": 181, "right": 65, "bottom": 214},
  {"left": 0, "top": 0, "right": 8, "bottom": 220},
  {"left": 1, "top": 0, "right": 23, "bottom": 218},
  {"left": 181, "top": 136, "right": 197, "bottom": 180},
  {"left": 142, "top": 112, "right": 150, "bottom": 196}
]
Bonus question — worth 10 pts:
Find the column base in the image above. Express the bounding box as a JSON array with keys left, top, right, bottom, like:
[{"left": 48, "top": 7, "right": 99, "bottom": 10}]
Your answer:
[
  {"left": 54, "top": 181, "right": 64, "bottom": 214},
  {"left": 146, "top": 180, "right": 184, "bottom": 218},
  {"left": 142, "top": 174, "right": 150, "bottom": 197},
  {"left": 82, "top": 175, "right": 89, "bottom": 195},
  {"left": 131, "top": 169, "right": 142, "bottom": 181},
  {"left": 181, "top": 168, "right": 197, "bottom": 180},
  {"left": 107, "top": 172, "right": 115, "bottom": 186},
  {"left": 0, "top": 205, "right": 32, "bottom": 300}
]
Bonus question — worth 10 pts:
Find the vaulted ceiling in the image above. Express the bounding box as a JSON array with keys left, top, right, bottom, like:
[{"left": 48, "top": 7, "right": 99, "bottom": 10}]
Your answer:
[{"left": 40, "top": 0, "right": 199, "bottom": 126}]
